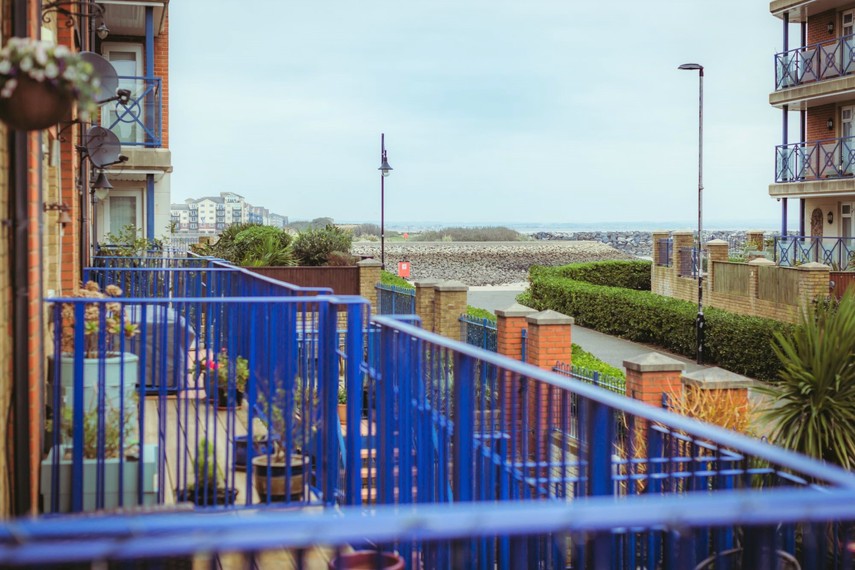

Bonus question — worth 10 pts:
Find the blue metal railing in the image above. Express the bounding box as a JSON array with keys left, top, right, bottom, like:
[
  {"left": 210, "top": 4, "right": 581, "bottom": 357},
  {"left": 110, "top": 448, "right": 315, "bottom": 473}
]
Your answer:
[
  {"left": 678, "top": 246, "right": 699, "bottom": 277},
  {"left": 553, "top": 362, "right": 626, "bottom": 395},
  {"left": 776, "top": 135, "right": 855, "bottom": 182},
  {"left": 775, "top": 33, "right": 855, "bottom": 90},
  {"left": 656, "top": 237, "right": 672, "bottom": 267},
  {"left": 104, "top": 75, "right": 162, "bottom": 147},
  {"left": 774, "top": 234, "right": 855, "bottom": 269},
  {"left": 4, "top": 491, "right": 855, "bottom": 568},
  {"left": 375, "top": 283, "right": 415, "bottom": 315},
  {"left": 460, "top": 314, "right": 497, "bottom": 352}
]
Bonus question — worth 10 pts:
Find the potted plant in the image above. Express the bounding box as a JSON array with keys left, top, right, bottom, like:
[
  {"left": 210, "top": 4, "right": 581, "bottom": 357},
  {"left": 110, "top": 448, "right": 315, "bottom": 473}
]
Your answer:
[
  {"left": 40, "top": 399, "right": 158, "bottom": 513},
  {"left": 176, "top": 438, "right": 238, "bottom": 506},
  {"left": 191, "top": 349, "right": 248, "bottom": 409},
  {"left": 328, "top": 550, "right": 405, "bottom": 570},
  {"left": 251, "top": 380, "right": 318, "bottom": 502},
  {"left": 0, "top": 38, "right": 100, "bottom": 131},
  {"left": 338, "top": 384, "right": 348, "bottom": 427},
  {"left": 53, "top": 281, "right": 141, "bottom": 442}
]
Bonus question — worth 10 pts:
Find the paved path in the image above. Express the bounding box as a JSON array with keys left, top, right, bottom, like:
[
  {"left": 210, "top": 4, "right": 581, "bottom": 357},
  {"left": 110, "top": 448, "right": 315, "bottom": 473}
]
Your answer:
[{"left": 467, "top": 287, "right": 711, "bottom": 373}]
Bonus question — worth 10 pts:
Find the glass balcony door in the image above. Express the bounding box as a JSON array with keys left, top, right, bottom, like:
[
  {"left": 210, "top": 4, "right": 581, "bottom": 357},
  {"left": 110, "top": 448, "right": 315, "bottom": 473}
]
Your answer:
[
  {"left": 842, "top": 107, "right": 855, "bottom": 175},
  {"left": 844, "top": 10, "right": 855, "bottom": 75},
  {"left": 101, "top": 43, "right": 144, "bottom": 145}
]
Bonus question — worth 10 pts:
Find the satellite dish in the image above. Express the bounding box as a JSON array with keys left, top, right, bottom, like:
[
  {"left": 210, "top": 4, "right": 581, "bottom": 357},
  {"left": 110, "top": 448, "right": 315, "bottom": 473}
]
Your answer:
[
  {"left": 80, "top": 51, "right": 118, "bottom": 103},
  {"left": 84, "top": 126, "right": 122, "bottom": 168}
]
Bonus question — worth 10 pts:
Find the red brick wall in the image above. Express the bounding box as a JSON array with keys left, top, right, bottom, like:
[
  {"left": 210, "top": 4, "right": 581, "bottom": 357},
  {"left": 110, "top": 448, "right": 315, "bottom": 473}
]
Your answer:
[
  {"left": 57, "top": 24, "right": 79, "bottom": 292},
  {"left": 626, "top": 369, "right": 682, "bottom": 408},
  {"left": 807, "top": 9, "right": 837, "bottom": 45},
  {"left": 807, "top": 103, "right": 836, "bottom": 143},
  {"left": 153, "top": 13, "right": 169, "bottom": 148}
]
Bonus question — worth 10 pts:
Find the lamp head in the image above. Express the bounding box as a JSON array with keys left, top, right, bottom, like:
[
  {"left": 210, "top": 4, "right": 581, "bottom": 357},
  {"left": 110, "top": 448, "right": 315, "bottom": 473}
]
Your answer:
[
  {"left": 379, "top": 149, "right": 392, "bottom": 177},
  {"left": 678, "top": 63, "right": 704, "bottom": 76},
  {"left": 96, "top": 22, "right": 110, "bottom": 40},
  {"left": 91, "top": 171, "right": 113, "bottom": 191}
]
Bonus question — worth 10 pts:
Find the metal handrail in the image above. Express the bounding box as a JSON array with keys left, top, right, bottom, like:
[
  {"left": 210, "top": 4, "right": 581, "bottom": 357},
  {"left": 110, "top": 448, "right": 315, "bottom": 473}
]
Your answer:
[
  {"left": 105, "top": 75, "right": 162, "bottom": 148},
  {"left": 774, "top": 32, "right": 855, "bottom": 89},
  {"left": 775, "top": 134, "right": 855, "bottom": 182}
]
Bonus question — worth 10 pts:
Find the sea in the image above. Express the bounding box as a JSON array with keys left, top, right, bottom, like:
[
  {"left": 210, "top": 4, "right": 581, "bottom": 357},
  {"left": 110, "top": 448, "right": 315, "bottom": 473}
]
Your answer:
[{"left": 349, "top": 219, "right": 786, "bottom": 234}]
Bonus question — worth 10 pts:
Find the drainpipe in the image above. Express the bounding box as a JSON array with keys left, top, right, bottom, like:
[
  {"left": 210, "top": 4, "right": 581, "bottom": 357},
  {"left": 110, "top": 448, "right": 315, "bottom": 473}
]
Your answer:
[
  {"left": 10, "top": 0, "right": 32, "bottom": 516},
  {"left": 782, "top": 12, "right": 789, "bottom": 238}
]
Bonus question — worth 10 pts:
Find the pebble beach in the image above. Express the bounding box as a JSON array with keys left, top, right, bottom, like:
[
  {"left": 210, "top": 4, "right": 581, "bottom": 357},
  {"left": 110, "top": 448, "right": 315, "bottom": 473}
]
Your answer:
[{"left": 351, "top": 241, "right": 634, "bottom": 286}]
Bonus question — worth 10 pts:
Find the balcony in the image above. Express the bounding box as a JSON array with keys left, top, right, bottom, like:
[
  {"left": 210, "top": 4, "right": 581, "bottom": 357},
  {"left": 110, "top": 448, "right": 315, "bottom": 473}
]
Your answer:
[
  {"left": 19, "top": 255, "right": 855, "bottom": 568},
  {"left": 772, "top": 136, "right": 855, "bottom": 196},
  {"left": 102, "top": 76, "right": 163, "bottom": 148},
  {"left": 774, "top": 234, "right": 855, "bottom": 268},
  {"left": 771, "top": 34, "right": 855, "bottom": 108}
]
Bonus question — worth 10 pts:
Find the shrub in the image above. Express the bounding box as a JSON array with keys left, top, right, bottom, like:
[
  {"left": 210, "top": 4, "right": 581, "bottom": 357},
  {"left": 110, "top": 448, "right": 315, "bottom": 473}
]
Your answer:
[
  {"left": 291, "top": 225, "right": 352, "bottom": 266},
  {"left": 525, "top": 266, "right": 792, "bottom": 380},
  {"left": 326, "top": 251, "right": 359, "bottom": 266},
  {"left": 466, "top": 305, "right": 496, "bottom": 323},
  {"left": 232, "top": 225, "right": 294, "bottom": 266},
  {"left": 571, "top": 344, "right": 624, "bottom": 379},
  {"left": 543, "top": 260, "right": 652, "bottom": 291},
  {"left": 380, "top": 270, "right": 414, "bottom": 289}
]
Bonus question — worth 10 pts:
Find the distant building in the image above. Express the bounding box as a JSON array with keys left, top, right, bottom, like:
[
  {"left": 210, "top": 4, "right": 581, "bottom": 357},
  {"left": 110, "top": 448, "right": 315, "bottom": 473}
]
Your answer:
[
  {"left": 771, "top": 0, "right": 855, "bottom": 238},
  {"left": 170, "top": 192, "right": 287, "bottom": 237}
]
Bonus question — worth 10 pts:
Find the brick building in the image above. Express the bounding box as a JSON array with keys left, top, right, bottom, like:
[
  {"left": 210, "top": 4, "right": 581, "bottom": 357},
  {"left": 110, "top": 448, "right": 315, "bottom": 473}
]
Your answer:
[
  {"left": 771, "top": 0, "right": 855, "bottom": 242},
  {"left": 0, "top": 0, "right": 170, "bottom": 517}
]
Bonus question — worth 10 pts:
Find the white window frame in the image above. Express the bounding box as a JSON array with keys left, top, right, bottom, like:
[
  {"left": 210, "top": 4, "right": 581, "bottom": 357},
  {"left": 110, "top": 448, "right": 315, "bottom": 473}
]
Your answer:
[{"left": 101, "top": 188, "right": 145, "bottom": 238}]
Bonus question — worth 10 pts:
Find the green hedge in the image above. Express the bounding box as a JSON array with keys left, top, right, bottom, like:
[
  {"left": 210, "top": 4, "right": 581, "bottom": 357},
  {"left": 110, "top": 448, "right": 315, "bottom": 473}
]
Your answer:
[
  {"left": 380, "top": 270, "right": 414, "bottom": 289},
  {"left": 571, "top": 344, "right": 625, "bottom": 379},
  {"left": 524, "top": 266, "right": 791, "bottom": 381},
  {"left": 538, "top": 260, "right": 652, "bottom": 290}
]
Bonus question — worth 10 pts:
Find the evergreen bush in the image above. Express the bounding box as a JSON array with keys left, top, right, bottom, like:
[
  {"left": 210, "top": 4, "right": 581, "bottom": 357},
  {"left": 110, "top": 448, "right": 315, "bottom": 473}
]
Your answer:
[
  {"left": 291, "top": 225, "right": 352, "bottom": 266},
  {"left": 523, "top": 265, "right": 791, "bottom": 380}
]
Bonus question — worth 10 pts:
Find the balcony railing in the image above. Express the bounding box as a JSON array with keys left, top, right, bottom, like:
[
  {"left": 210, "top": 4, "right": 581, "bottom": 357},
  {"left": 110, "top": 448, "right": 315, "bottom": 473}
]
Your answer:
[
  {"left": 775, "top": 136, "right": 855, "bottom": 182},
  {"left": 774, "top": 33, "right": 855, "bottom": 90},
  {"left": 774, "top": 234, "right": 855, "bottom": 269},
  {"left": 29, "top": 255, "right": 855, "bottom": 568},
  {"left": 103, "top": 76, "right": 162, "bottom": 148}
]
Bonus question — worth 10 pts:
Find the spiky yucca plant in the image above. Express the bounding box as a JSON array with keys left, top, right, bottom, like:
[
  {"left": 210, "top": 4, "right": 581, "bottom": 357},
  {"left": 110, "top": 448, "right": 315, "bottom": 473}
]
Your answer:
[{"left": 757, "top": 290, "right": 855, "bottom": 470}]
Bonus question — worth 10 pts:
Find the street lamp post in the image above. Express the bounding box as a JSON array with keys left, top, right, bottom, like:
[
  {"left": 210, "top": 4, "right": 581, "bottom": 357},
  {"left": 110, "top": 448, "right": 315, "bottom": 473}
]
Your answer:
[
  {"left": 378, "top": 133, "right": 393, "bottom": 270},
  {"left": 678, "top": 62, "right": 704, "bottom": 365}
]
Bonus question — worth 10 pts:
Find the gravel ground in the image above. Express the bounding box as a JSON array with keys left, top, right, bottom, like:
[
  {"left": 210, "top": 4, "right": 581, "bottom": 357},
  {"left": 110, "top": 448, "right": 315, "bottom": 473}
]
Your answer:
[{"left": 352, "top": 241, "right": 634, "bottom": 286}]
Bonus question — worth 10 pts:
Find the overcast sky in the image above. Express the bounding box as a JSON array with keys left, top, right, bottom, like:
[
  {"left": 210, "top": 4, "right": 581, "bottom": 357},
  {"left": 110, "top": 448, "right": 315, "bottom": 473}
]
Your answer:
[{"left": 169, "top": 1, "right": 792, "bottom": 228}]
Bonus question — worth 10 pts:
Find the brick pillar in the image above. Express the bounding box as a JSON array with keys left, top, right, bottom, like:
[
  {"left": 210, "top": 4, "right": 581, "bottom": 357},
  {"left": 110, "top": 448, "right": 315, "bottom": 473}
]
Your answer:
[
  {"left": 671, "top": 231, "right": 694, "bottom": 275},
  {"left": 747, "top": 231, "right": 765, "bottom": 251},
  {"left": 652, "top": 231, "right": 669, "bottom": 266},
  {"left": 415, "top": 281, "right": 438, "bottom": 333},
  {"left": 798, "top": 262, "right": 831, "bottom": 308},
  {"left": 496, "top": 303, "right": 537, "bottom": 362},
  {"left": 681, "top": 367, "right": 754, "bottom": 431},
  {"left": 433, "top": 281, "right": 468, "bottom": 340},
  {"left": 624, "top": 353, "right": 685, "bottom": 408},
  {"left": 748, "top": 257, "right": 774, "bottom": 300},
  {"left": 706, "top": 239, "right": 728, "bottom": 292},
  {"left": 357, "top": 259, "right": 382, "bottom": 309},
  {"left": 523, "top": 310, "right": 573, "bottom": 483}
]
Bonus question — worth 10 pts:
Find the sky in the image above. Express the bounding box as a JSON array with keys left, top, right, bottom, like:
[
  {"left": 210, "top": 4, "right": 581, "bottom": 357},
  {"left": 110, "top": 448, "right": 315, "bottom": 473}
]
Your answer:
[{"left": 169, "top": 1, "right": 794, "bottom": 228}]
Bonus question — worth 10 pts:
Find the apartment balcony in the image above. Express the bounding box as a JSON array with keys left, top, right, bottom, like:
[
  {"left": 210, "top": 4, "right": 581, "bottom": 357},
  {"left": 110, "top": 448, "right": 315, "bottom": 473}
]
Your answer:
[
  {"left": 773, "top": 234, "right": 855, "bottom": 268},
  {"left": 771, "top": 35, "right": 855, "bottom": 108},
  {"left": 771, "top": 136, "right": 855, "bottom": 195},
  {"left": 102, "top": 76, "right": 163, "bottom": 148}
]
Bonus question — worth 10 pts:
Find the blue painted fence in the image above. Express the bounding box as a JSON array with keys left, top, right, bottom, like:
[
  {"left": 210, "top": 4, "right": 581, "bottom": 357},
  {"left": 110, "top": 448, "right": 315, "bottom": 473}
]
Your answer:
[
  {"left": 774, "top": 235, "right": 855, "bottom": 269},
  {"left": 29, "top": 256, "right": 855, "bottom": 568},
  {"left": 375, "top": 283, "right": 416, "bottom": 315},
  {"left": 460, "top": 314, "right": 497, "bottom": 352}
]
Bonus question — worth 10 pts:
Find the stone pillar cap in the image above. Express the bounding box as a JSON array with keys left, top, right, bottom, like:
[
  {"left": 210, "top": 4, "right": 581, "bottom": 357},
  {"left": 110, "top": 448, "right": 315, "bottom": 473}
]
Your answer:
[
  {"left": 682, "top": 367, "right": 755, "bottom": 389},
  {"left": 671, "top": 231, "right": 694, "bottom": 236},
  {"left": 798, "top": 262, "right": 830, "bottom": 271},
  {"left": 526, "top": 309, "right": 574, "bottom": 325},
  {"left": 357, "top": 258, "right": 382, "bottom": 267},
  {"left": 748, "top": 258, "right": 775, "bottom": 266},
  {"left": 436, "top": 280, "right": 468, "bottom": 292},
  {"left": 706, "top": 239, "right": 728, "bottom": 245},
  {"left": 414, "top": 280, "right": 438, "bottom": 288},
  {"left": 623, "top": 352, "right": 685, "bottom": 373},
  {"left": 496, "top": 303, "right": 538, "bottom": 318}
]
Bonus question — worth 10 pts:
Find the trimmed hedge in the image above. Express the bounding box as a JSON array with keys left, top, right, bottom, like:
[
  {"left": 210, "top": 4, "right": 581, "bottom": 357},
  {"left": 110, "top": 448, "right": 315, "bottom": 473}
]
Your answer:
[
  {"left": 572, "top": 344, "right": 625, "bottom": 379},
  {"left": 524, "top": 266, "right": 792, "bottom": 381},
  {"left": 380, "top": 270, "right": 414, "bottom": 289},
  {"left": 541, "top": 260, "right": 652, "bottom": 291}
]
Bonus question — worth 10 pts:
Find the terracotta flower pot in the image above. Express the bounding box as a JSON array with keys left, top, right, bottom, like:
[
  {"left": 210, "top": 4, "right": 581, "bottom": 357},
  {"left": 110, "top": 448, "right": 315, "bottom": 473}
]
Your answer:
[
  {"left": 0, "top": 76, "right": 73, "bottom": 131},
  {"left": 252, "top": 453, "right": 309, "bottom": 501}
]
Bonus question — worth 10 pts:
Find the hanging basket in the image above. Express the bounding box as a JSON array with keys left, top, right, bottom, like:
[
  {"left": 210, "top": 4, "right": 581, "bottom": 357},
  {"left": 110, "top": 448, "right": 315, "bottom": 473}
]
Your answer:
[{"left": 0, "top": 76, "right": 73, "bottom": 131}]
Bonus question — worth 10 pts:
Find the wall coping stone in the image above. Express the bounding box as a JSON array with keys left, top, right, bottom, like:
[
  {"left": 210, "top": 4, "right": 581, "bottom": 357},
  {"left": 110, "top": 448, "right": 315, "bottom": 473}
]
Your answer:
[
  {"left": 798, "top": 262, "right": 830, "bottom": 271},
  {"left": 415, "top": 280, "right": 439, "bottom": 288},
  {"left": 496, "top": 303, "right": 538, "bottom": 318},
  {"left": 682, "top": 367, "right": 755, "bottom": 390},
  {"left": 435, "top": 280, "right": 468, "bottom": 292},
  {"left": 357, "top": 259, "right": 382, "bottom": 268},
  {"left": 624, "top": 352, "right": 686, "bottom": 373},
  {"left": 706, "top": 239, "right": 728, "bottom": 245},
  {"left": 748, "top": 258, "right": 775, "bottom": 266},
  {"left": 671, "top": 231, "right": 693, "bottom": 236},
  {"left": 526, "top": 310, "right": 574, "bottom": 326}
]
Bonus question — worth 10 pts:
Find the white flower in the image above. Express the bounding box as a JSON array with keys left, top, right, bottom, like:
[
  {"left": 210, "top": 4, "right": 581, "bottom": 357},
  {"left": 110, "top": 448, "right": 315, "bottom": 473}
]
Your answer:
[
  {"left": 34, "top": 44, "right": 47, "bottom": 66},
  {"left": 19, "top": 56, "right": 32, "bottom": 72},
  {"left": 44, "top": 62, "right": 58, "bottom": 79},
  {"left": 30, "top": 69, "right": 45, "bottom": 82},
  {"left": 0, "top": 78, "right": 17, "bottom": 98},
  {"left": 54, "top": 45, "right": 70, "bottom": 58},
  {"left": 0, "top": 60, "right": 10, "bottom": 75}
]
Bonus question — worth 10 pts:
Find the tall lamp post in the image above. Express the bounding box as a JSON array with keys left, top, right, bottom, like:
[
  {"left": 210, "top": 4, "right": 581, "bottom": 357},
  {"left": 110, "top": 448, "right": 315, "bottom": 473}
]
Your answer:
[
  {"left": 378, "top": 133, "right": 393, "bottom": 270},
  {"left": 678, "top": 62, "right": 704, "bottom": 365}
]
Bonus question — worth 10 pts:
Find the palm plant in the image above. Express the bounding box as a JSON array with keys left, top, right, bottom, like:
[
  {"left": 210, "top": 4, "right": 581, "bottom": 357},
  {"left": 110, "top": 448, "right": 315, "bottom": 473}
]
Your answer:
[{"left": 757, "top": 290, "right": 855, "bottom": 470}]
